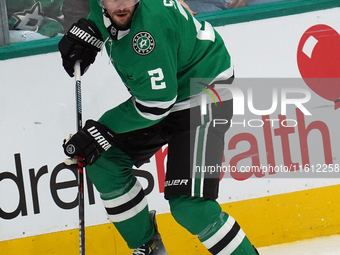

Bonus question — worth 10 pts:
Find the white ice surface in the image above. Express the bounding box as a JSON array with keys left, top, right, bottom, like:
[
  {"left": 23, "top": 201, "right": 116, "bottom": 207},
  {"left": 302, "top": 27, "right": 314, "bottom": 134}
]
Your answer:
[{"left": 258, "top": 235, "right": 340, "bottom": 255}]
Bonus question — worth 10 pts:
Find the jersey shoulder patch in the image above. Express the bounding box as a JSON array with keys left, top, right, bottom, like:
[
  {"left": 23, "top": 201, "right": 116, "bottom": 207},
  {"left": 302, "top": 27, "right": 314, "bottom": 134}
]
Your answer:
[{"left": 132, "top": 31, "right": 156, "bottom": 55}]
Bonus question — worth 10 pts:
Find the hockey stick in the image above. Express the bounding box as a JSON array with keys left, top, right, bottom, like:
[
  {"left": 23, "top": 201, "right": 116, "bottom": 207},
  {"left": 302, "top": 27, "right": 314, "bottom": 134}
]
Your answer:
[{"left": 74, "top": 61, "right": 85, "bottom": 255}]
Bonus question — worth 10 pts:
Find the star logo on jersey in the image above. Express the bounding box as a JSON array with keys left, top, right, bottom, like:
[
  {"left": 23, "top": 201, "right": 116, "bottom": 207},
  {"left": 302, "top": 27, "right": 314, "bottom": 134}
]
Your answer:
[
  {"left": 132, "top": 32, "right": 155, "bottom": 55},
  {"left": 12, "top": 2, "right": 45, "bottom": 31}
]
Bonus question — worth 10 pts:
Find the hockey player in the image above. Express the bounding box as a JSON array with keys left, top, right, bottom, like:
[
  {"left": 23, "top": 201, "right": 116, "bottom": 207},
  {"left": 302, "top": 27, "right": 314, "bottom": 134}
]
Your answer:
[{"left": 58, "top": 0, "right": 260, "bottom": 254}]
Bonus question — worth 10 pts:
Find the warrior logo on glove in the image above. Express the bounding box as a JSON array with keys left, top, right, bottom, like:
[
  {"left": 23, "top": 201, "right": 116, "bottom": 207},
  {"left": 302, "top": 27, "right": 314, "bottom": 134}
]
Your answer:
[
  {"left": 63, "top": 120, "right": 116, "bottom": 166},
  {"left": 87, "top": 126, "right": 112, "bottom": 151},
  {"left": 68, "top": 24, "right": 104, "bottom": 50}
]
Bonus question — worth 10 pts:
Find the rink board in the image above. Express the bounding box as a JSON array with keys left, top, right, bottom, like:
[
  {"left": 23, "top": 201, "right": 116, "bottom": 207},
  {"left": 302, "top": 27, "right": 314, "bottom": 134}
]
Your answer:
[
  {"left": 1, "top": 184, "right": 339, "bottom": 254},
  {"left": 1, "top": 0, "right": 340, "bottom": 254}
]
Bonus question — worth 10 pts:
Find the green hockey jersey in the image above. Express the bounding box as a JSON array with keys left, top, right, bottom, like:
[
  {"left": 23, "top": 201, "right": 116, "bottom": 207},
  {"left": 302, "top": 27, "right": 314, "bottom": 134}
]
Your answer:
[
  {"left": 88, "top": 0, "right": 233, "bottom": 134},
  {"left": 6, "top": 0, "right": 64, "bottom": 37}
]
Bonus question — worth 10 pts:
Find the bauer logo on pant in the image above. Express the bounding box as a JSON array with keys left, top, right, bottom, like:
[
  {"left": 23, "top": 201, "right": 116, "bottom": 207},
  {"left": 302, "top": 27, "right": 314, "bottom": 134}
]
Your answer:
[
  {"left": 164, "top": 179, "right": 189, "bottom": 187},
  {"left": 132, "top": 32, "right": 155, "bottom": 55}
]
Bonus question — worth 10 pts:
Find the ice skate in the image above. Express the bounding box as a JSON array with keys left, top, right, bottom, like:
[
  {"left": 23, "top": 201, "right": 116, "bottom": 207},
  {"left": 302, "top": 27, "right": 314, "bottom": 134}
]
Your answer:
[{"left": 132, "top": 210, "right": 168, "bottom": 255}]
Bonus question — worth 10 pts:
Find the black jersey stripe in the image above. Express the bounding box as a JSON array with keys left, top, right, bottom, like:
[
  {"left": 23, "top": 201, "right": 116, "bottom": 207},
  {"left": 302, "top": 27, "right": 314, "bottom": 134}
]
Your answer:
[
  {"left": 208, "top": 221, "right": 241, "bottom": 255},
  {"left": 105, "top": 189, "right": 145, "bottom": 215},
  {"left": 210, "top": 74, "right": 235, "bottom": 86},
  {"left": 135, "top": 101, "right": 175, "bottom": 116}
]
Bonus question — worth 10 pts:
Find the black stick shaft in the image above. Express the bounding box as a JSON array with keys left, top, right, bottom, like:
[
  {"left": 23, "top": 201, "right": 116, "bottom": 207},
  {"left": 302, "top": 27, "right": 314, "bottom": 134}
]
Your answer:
[{"left": 74, "top": 61, "right": 85, "bottom": 255}]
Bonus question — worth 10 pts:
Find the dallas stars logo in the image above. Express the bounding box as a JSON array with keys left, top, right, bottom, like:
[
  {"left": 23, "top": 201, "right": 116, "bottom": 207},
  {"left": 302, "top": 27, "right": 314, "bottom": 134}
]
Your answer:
[
  {"left": 132, "top": 32, "right": 155, "bottom": 55},
  {"left": 12, "top": 2, "right": 45, "bottom": 31}
]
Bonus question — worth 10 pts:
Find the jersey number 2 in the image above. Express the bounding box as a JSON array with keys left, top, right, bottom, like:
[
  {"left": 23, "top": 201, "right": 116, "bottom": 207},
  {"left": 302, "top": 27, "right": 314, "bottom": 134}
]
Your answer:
[{"left": 148, "top": 68, "right": 166, "bottom": 90}]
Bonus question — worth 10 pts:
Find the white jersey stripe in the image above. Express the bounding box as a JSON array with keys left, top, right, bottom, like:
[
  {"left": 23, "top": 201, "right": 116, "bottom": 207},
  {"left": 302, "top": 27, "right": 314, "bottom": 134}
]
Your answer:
[
  {"left": 135, "top": 96, "right": 177, "bottom": 109},
  {"left": 200, "top": 106, "right": 212, "bottom": 197},
  {"left": 107, "top": 196, "right": 148, "bottom": 222},
  {"left": 132, "top": 96, "right": 177, "bottom": 120},
  {"left": 191, "top": 127, "right": 200, "bottom": 197},
  {"left": 135, "top": 107, "right": 170, "bottom": 120},
  {"left": 216, "top": 229, "right": 246, "bottom": 255},
  {"left": 103, "top": 180, "right": 148, "bottom": 223},
  {"left": 103, "top": 180, "right": 143, "bottom": 208},
  {"left": 202, "top": 215, "right": 236, "bottom": 249}
]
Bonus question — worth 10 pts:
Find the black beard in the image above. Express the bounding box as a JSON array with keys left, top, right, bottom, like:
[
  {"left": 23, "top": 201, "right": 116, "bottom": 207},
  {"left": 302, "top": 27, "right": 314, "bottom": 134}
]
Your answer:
[{"left": 104, "top": 3, "right": 139, "bottom": 31}]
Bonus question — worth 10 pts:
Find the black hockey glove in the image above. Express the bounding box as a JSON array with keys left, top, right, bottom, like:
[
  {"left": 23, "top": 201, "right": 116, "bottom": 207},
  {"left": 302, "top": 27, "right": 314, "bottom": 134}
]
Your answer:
[
  {"left": 63, "top": 120, "right": 115, "bottom": 166},
  {"left": 58, "top": 18, "right": 104, "bottom": 77}
]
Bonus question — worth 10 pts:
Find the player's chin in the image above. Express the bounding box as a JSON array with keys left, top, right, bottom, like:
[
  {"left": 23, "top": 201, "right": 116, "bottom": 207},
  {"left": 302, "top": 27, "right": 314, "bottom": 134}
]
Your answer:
[{"left": 114, "top": 18, "right": 132, "bottom": 30}]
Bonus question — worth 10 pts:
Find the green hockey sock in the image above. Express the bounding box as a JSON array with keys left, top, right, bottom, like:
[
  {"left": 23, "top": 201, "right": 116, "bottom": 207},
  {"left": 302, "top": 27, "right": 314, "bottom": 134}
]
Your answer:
[
  {"left": 169, "top": 196, "right": 257, "bottom": 255},
  {"left": 112, "top": 206, "right": 154, "bottom": 249},
  {"left": 169, "top": 195, "right": 223, "bottom": 235},
  {"left": 101, "top": 179, "right": 154, "bottom": 249}
]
